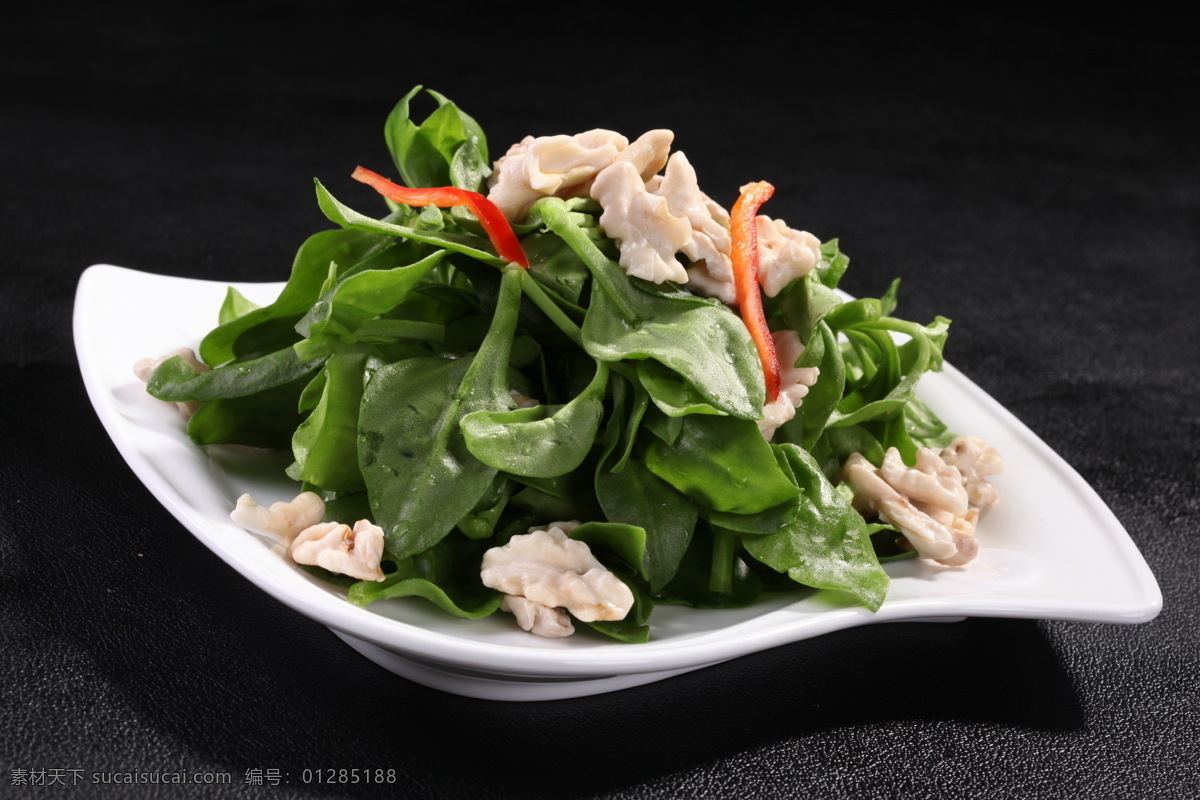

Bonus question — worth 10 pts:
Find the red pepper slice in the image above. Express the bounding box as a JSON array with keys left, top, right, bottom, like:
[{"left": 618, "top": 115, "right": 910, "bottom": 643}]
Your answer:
[
  {"left": 351, "top": 166, "right": 529, "bottom": 268},
  {"left": 730, "top": 181, "right": 781, "bottom": 402}
]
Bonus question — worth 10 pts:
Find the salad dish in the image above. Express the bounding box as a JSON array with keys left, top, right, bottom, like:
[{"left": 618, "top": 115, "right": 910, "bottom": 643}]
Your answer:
[
  {"left": 75, "top": 89, "right": 1161, "bottom": 699},
  {"left": 77, "top": 265, "right": 1161, "bottom": 699}
]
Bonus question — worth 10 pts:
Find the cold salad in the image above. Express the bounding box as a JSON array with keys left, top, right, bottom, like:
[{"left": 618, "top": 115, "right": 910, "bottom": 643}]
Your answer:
[{"left": 141, "top": 88, "right": 1002, "bottom": 642}]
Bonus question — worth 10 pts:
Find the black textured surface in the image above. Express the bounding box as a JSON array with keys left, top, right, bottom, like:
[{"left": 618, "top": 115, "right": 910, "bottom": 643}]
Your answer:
[{"left": 3, "top": 7, "right": 1198, "bottom": 799}]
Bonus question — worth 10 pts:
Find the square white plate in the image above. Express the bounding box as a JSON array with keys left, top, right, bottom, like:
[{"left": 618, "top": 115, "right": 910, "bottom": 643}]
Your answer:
[{"left": 74, "top": 264, "right": 1161, "bottom": 700}]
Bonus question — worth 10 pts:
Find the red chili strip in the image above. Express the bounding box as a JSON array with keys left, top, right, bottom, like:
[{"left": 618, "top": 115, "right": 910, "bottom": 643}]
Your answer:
[
  {"left": 730, "top": 181, "right": 781, "bottom": 402},
  {"left": 351, "top": 166, "right": 529, "bottom": 268}
]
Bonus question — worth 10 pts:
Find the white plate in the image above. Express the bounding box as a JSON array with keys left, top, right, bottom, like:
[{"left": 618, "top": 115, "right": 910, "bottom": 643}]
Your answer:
[{"left": 74, "top": 264, "right": 1162, "bottom": 701}]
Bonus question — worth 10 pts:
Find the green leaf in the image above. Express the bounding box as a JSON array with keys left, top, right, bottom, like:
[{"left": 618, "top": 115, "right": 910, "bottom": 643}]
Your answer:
[
  {"left": 461, "top": 361, "right": 608, "bottom": 478},
  {"left": 816, "top": 238, "right": 850, "bottom": 289},
  {"left": 795, "top": 321, "right": 845, "bottom": 449},
  {"left": 384, "top": 86, "right": 423, "bottom": 186},
  {"left": 611, "top": 375, "right": 650, "bottom": 473},
  {"left": 297, "top": 364, "right": 328, "bottom": 413},
  {"left": 291, "top": 352, "right": 368, "bottom": 493},
  {"left": 427, "top": 89, "right": 488, "bottom": 166},
  {"left": 297, "top": 251, "right": 446, "bottom": 341},
  {"left": 594, "top": 388, "right": 696, "bottom": 592},
  {"left": 569, "top": 521, "right": 649, "bottom": 582},
  {"left": 353, "top": 319, "right": 445, "bottom": 344},
  {"left": 415, "top": 204, "right": 446, "bottom": 231},
  {"left": 358, "top": 268, "right": 523, "bottom": 561},
  {"left": 742, "top": 444, "right": 889, "bottom": 611},
  {"left": 450, "top": 136, "right": 491, "bottom": 194},
  {"left": 701, "top": 494, "right": 805, "bottom": 536},
  {"left": 643, "top": 415, "right": 799, "bottom": 515},
  {"left": 200, "top": 227, "right": 390, "bottom": 366},
  {"left": 583, "top": 570, "right": 653, "bottom": 642},
  {"left": 456, "top": 474, "right": 511, "bottom": 540},
  {"left": 313, "top": 490, "right": 372, "bottom": 527},
  {"left": 641, "top": 406, "right": 684, "bottom": 446},
  {"left": 584, "top": 273, "right": 763, "bottom": 419},
  {"left": 509, "top": 481, "right": 597, "bottom": 521},
  {"left": 773, "top": 272, "right": 843, "bottom": 343},
  {"left": 636, "top": 360, "right": 729, "bottom": 418},
  {"left": 185, "top": 375, "right": 309, "bottom": 449},
  {"left": 146, "top": 346, "right": 323, "bottom": 402},
  {"left": 535, "top": 197, "right": 764, "bottom": 419},
  {"left": 821, "top": 425, "right": 886, "bottom": 470},
  {"left": 880, "top": 278, "right": 901, "bottom": 317},
  {"left": 524, "top": 228, "right": 592, "bottom": 308},
  {"left": 384, "top": 86, "right": 489, "bottom": 190},
  {"left": 218, "top": 287, "right": 260, "bottom": 325},
  {"left": 349, "top": 532, "right": 502, "bottom": 618}
]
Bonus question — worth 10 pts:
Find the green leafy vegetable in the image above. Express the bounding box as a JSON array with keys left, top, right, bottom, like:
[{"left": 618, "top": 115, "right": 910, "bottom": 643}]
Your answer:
[
  {"left": 349, "top": 532, "right": 502, "bottom": 618},
  {"left": 385, "top": 86, "right": 490, "bottom": 192},
  {"left": 536, "top": 198, "right": 765, "bottom": 420},
  {"left": 200, "top": 227, "right": 390, "bottom": 366},
  {"left": 359, "top": 267, "right": 523, "bottom": 561},
  {"left": 147, "top": 347, "right": 322, "bottom": 402},
  {"left": 176, "top": 89, "right": 975, "bottom": 641},
  {"left": 290, "top": 352, "right": 369, "bottom": 493},
  {"left": 218, "top": 287, "right": 260, "bottom": 325},
  {"left": 644, "top": 415, "right": 799, "bottom": 515},
  {"left": 742, "top": 445, "right": 889, "bottom": 611},
  {"left": 461, "top": 361, "right": 608, "bottom": 478}
]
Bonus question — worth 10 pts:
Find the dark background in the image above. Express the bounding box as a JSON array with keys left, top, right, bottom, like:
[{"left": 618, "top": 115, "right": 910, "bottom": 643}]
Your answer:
[{"left": 3, "top": 6, "right": 1198, "bottom": 798}]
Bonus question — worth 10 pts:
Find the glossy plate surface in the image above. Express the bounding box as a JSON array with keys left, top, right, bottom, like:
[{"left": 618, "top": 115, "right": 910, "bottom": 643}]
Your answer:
[{"left": 74, "top": 265, "right": 1162, "bottom": 700}]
